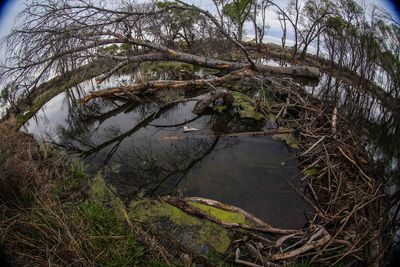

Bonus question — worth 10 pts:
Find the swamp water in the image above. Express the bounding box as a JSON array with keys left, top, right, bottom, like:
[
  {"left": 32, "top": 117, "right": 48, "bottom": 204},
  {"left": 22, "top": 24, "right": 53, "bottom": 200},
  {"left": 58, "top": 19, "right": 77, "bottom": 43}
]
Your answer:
[{"left": 22, "top": 74, "right": 310, "bottom": 230}]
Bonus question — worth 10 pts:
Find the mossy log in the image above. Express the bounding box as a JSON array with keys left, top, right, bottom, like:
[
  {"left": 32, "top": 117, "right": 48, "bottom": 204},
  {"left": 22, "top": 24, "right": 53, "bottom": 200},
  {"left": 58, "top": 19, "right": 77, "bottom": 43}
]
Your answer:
[{"left": 192, "top": 89, "right": 234, "bottom": 114}]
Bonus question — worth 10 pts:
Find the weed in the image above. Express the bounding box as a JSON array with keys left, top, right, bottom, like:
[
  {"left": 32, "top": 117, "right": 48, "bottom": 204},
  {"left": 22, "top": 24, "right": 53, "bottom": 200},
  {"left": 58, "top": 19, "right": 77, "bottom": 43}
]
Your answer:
[{"left": 0, "top": 119, "right": 172, "bottom": 266}]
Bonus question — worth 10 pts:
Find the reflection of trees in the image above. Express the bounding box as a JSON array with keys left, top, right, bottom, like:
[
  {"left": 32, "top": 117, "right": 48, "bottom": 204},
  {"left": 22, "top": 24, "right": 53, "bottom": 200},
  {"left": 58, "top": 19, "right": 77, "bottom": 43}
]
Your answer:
[
  {"left": 50, "top": 93, "right": 240, "bottom": 198},
  {"left": 147, "top": 137, "right": 221, "bottom": 196},
  {"left": 307, "top": 73, "right": 385, "bottom": 122},
  {"left": 80, "top": 100, "right": 189, "bottom": 159},
  {"left": 50, "top": 83, "right": 156, "bottom": 152},
  {"left": 110, "top": 134, "right": 238, "bottom": 198},
  {"left": 307, "top": 73, "right": 400, "bottom": 158},
  {"left": 306, "top": 72, "right": 400, "bottom": 215}
]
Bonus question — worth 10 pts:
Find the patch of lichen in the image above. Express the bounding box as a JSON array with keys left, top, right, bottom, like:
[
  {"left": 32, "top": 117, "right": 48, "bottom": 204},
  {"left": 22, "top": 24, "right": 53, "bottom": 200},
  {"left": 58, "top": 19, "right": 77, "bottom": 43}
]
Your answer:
[
  {"left": 272, "top": 127, "right": 299, "bottom": 149},
  {"left": 213, "top": 104, "right": 228, "bottom": 113},
  {"left": 189, "top": 202, "right": 247, "bottom": 224},
  {"left": 232, "top": 91, "right": 265, "bottom": 120},
  {"left": 129, "top": 199, "right": 232, "bottom": 254},
  {"left": 16, "top": 109, "right": 35, "bottom": 124}
]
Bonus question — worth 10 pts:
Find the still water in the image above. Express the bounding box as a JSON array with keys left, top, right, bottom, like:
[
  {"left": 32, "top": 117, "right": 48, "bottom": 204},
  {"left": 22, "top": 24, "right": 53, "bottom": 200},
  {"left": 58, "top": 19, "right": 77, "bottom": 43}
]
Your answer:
[{"left": 22, "top": 76, "right": 310, "bottom": 229}]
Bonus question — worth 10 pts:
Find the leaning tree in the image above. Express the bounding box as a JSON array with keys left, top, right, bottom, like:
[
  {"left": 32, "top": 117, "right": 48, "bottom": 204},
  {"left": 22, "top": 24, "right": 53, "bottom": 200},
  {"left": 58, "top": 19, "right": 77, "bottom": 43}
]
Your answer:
[{"left": 0, "top": 0, "right": 319, "bottom": 112}]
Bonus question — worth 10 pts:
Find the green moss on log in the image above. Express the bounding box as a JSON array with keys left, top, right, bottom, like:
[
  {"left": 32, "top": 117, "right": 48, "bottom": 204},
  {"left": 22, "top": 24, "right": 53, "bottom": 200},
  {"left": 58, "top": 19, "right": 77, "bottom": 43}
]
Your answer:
[
  {"left": 189, "top": 201, "right": 247, "bottom": 224},
  {"left": 232, "top": 91, "right": 265, "bottom": 120},
  {"left": 272, "top": 127, "right": 299, "bottom": 149},
  {"left": 129, "top": 199, "right": 232, "bottom": 254}
]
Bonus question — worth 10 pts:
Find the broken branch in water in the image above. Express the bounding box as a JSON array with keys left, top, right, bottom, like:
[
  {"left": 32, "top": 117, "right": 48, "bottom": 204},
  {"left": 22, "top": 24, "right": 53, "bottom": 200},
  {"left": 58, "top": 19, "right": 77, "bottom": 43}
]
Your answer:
[{"left": 158, "top": 129, "right": 294, "bottom": 141}]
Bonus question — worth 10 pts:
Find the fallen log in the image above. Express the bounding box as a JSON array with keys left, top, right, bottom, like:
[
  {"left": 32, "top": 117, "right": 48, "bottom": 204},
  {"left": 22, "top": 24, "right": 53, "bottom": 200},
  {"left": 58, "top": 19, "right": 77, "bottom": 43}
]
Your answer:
[
  {"left": 164, "top": 197, "right": 301, "bottom": 235},
  {"left": 164, "top": 196, "right": 334, "bottom": 263},
  {"left": 192, "top": 89, "right": 233, "bottom": 114},
  {"left": 158, "top": 129, "right": 294, "bottom": 141},
  {"left": 80, "top": 68, "right": 253, "bottom": 104},
  {"left": 111, "top": 49, "right": 321, "bottom": 78}
]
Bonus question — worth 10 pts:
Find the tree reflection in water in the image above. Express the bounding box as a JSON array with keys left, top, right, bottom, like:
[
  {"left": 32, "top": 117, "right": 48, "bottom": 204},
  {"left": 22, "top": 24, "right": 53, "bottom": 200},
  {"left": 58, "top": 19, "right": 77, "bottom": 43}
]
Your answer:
[{"left": 305, "top": 72, "right": 400, "bottom": 235}]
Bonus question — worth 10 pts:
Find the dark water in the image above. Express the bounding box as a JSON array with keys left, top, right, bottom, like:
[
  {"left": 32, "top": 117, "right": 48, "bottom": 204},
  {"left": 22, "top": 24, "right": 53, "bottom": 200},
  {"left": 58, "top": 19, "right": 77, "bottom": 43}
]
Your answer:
[{"left": 22, "top": 75, "right": 310, "bottom": 229}]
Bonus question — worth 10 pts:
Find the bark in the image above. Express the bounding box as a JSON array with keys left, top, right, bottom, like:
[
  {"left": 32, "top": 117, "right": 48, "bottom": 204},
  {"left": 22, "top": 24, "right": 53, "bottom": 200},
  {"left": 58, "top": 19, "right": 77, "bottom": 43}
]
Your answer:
[
  {"left": 81, "top": 64, "right": 320, "bottom": 104},
  {"left": 164, "top": 197, "right": 302, "bottom": 235},
  {"left": 192, "top": 89, "right": 234, "bottom": 114},
  {"left": 80, "top": 68, "right": 253, "bottom": 104}
]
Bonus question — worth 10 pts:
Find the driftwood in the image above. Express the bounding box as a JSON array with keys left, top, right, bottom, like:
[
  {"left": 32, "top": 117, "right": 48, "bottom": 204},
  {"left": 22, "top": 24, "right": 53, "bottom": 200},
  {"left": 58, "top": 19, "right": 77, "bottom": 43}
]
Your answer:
[{"left": 165, "top": 197, "right": 298, "bottom": 235}]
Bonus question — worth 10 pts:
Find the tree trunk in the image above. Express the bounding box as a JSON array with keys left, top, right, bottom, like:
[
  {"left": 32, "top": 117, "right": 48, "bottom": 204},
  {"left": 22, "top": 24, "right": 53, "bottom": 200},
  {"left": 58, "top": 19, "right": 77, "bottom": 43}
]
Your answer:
[{"left": 81, "top": 63, "right": 320, "bottom": 104}]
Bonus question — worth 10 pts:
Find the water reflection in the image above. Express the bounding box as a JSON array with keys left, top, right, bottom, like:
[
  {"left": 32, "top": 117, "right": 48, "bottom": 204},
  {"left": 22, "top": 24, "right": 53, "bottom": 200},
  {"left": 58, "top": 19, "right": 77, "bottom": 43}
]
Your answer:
[
  {"left": 22, "top": 77, "right": 310, "bottom": 229},
  {"left": 304, "top": 72, "right": 400, "bottom": 161},
  {"left": 304, "top": 71, "right": 400, "bottom": 251}
]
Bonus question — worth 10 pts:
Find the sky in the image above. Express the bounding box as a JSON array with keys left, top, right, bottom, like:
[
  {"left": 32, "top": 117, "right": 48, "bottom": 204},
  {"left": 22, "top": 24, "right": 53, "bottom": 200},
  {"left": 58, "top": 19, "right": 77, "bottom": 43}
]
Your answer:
[{"left": 0, "top": 0, "right": 399, "bottom": 57}]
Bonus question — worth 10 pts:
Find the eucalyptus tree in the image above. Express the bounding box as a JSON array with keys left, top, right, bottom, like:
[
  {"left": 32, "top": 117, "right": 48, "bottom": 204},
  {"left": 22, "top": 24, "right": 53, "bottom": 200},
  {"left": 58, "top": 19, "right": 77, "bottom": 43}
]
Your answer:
[
  {"left": 151, "top": 1, "right": 207, "bottom": 48},
  {"left": 371, "top": 8, "right": 400, "bottom": 98},
  {"left": 0, "top": 0, "right": 319, "bottom": 114},
  {"left": 299, "top": 0, "right": 334, "bottom": 58},
  {"left": 255, "top": 0, "right": 271, "bottom": 45},
  {"left": 267, "top": 0, "right": 302, "bottom": 57},
  {"left": 222, "top": 0, "right": 254, "bottom": 42},
  {"left": 211, "top": 0, "right": 231, "bottom": 34}
]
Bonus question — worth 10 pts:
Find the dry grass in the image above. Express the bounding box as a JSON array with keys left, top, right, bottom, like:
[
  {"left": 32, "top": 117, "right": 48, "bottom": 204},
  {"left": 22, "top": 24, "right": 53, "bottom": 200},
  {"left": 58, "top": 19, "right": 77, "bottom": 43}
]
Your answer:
[
  {"left": 0, "top": 119, "right": 55, "bottom": 204},
  {"left": 0, "top": 119, "right": 172, "bottom": 266}
]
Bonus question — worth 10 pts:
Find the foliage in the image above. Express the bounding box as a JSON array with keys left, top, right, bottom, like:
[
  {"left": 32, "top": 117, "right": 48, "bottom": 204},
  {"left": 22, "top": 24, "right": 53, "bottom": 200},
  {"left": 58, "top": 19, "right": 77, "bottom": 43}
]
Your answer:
[
  {"left": 0, "top": 120, "right": 170, "bottom": 266},
  {"left": 223, "top": 0, "right": 254, "bottom": 25},
  {"left": 223, "top": 0, "right": 254, "bottom": 40}
]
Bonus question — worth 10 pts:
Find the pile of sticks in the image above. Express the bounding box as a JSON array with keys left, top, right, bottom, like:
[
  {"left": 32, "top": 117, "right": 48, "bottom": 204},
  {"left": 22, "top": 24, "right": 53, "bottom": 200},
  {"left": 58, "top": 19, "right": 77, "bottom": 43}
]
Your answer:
[
  {"left": 161, "top": 76, "right": 390, "bottom": 266},
  {"left": 277, "top": 79, "right": 389, "bottom": 266}
]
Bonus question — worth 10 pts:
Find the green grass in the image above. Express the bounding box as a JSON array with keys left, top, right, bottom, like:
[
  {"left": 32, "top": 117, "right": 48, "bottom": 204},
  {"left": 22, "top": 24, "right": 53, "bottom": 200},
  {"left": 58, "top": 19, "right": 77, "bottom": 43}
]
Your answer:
[
  {"left": 76, "top": 201, "right": 145, "bottom": 266},
  {"left": 0, "top": 121, "right": 172, "bottom": 266}
]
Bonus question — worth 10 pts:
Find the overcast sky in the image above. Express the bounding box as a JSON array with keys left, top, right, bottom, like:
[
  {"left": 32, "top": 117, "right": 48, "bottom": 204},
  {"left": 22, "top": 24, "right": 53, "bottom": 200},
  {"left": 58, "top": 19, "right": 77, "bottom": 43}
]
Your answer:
[{"left": 0, "top": 0, "right": 399, "bottom": 56}]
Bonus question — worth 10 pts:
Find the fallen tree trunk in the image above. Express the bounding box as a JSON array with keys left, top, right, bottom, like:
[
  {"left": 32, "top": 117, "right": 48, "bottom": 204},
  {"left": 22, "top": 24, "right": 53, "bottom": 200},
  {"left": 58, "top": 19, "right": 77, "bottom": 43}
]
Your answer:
[
  {"left": 108, "top": 49, "right": 320, "bottom": 78},
  {"left": 80, "top": 68, "right": 254, "bottom": 104},
  {"left": 107, "top": 31, "right": 321, "bottom": 78},
  {"left": 81, "top": 63, "right": 320, "bottom": 104}
]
